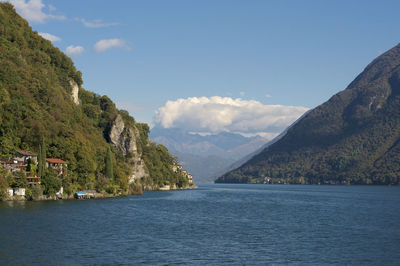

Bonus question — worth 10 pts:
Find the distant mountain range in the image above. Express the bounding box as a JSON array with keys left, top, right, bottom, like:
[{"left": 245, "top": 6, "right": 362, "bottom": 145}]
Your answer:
[
  {"left": 150, "top": 127, "right": 269, "bottom": 183},
  {"left": 217, "top": 42, "right": 400, "bottom": 185}
]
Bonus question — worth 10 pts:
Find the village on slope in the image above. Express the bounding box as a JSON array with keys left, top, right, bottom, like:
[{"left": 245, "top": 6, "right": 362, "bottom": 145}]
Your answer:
[{"left": 1, "top": 149, "right": 195, "bottom": 201}]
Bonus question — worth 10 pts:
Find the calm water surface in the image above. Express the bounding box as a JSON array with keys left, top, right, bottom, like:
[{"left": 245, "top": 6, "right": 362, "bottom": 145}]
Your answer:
[{"left": 0, "top": 184, "right": 399, "bottom": 265}]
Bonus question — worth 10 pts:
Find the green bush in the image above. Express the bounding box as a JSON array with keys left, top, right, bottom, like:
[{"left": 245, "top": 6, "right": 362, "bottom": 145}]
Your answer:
[
  {"left": 41, "top": 169, "right": 61, "bottom": 196},
  {"left": 31, "top": 185, "right": 43, "bottom": 200}
]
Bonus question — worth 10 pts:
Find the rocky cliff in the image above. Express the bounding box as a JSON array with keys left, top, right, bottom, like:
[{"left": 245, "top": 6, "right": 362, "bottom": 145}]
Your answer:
[
  {"left": 69, "top": 80, "right": 80, "bottom": 105},
  {"left": 109, "top": 114, "right": 148, "bottom": 184}
]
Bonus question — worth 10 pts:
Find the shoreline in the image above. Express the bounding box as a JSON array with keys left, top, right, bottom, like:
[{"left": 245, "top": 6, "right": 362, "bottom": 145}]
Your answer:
[{"left": 3, "top": 185, "right": 198, "bottom": 202}]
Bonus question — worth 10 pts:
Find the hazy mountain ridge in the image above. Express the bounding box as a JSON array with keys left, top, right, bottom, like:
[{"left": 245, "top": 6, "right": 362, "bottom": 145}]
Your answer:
[
  {"left": 150, "top": 127, "right": 268, "bottom": 182},
  {"left": 217, "top": 42, "right": 400, "bottom": 185}
]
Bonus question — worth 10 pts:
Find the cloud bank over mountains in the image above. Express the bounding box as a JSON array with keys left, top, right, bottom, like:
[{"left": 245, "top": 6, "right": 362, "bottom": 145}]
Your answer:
[{"left": 154, "top": 96, "right": 309, "bottom": 138}]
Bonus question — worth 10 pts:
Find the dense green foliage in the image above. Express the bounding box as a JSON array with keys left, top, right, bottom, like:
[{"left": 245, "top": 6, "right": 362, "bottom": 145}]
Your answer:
[
  {"left": 142, "top": 142, "right": 189, "bottom": 188},
  {"left": 105, "top": 146, "right": 114, "bottom": 181},
  {"left": 41, "top": 169, "right": 61, "bottom": 195},
  {"left": 217, "top": 43, "right": 400, "bottom": 185},
  {"left": 38, "top": 142, "right": 45, "bottom": 178},
  {"left": 0, "top": 3, "right": 189, "bottom": 196}
]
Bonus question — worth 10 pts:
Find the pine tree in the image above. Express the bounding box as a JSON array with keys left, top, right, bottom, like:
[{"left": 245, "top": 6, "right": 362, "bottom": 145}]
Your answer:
[
  {"left": 42, "top": 142, "right": 46, "bottom": 176},
  {"left": 105, "top": 146, "right": 114, "bottom": 181},
  {"left": 38, "top": 144, "right": 43, "bottom": 178},
  {"left": 38, "top": 141, "right": 46, "bottom": 178}
]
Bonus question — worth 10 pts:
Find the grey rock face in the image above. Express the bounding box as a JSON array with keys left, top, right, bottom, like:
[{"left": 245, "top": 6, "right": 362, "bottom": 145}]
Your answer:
[
  {"left": 69, "top": 80, "right": 80, "bottom": 105},
  {"left": 109, "top": 114, "right": 148, "bottom": 183}
]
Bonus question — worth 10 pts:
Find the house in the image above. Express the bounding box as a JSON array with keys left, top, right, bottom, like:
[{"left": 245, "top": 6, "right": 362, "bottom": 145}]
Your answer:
[
  {"left": 172, "top": 163, "right": 183, "bottom": 172},
  {"left": 187, "top": 174, "right": 194, "bottom": 184},
  {"left": 46, "top": 158, "right": 68, "bottom": 177},
  {"left": 1, "top": 149, "right": 38, "bottom": 173},
  {"left": 264, "top": 176, "right": 271, "bottom": 184},
  {"left": 1, "top": 158, "right": 26, "bottom": 172},
  {"left": 14, "top": 188, "right": 26, "bottom": 196},
  {"left": 7, "top": 188, "right": 13, "bottom": 197},
  {"left": 14, "top": 150, "right": 38, "bottom": 163}
]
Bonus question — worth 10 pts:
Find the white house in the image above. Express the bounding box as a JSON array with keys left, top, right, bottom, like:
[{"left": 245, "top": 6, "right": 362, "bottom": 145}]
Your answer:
[{"left": 14, "top": 188, "right": 26, "bottom": 196}]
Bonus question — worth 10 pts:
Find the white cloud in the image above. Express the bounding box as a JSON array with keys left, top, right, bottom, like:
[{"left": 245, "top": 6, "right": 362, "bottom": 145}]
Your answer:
[
  {"left": 8, "top": 0, "right": 65, "bottom": 23},
  {"left": 38, "top": 32, "right": 60, "bottom": 42},
  {"left": 65, "top": 45, "right": 84, "bottom": 58},
  {"left": 265, "top": 93, "right": 272, "bottom": 98},
  {"left": 93, "top": 38, "right": 129, "bottom": 53},
  {"left": 154, "top": 96, "right": 309, "bottom": 137},
  {"left": 75, "top": 18, "right": 119, "bottom": 28}
]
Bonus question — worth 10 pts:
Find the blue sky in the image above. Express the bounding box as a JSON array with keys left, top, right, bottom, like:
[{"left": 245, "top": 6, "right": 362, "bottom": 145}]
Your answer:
[{"left": 7, "top": 0, "right": 400, "bottom": 137}]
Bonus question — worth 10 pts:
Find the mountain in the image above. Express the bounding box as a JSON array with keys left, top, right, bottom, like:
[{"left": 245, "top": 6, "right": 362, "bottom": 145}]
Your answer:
[
  {"left": 217, "top": 42, "right": 400, "bottom": 185},
  {"left": 225, "top": 109, "right": 313, "bottom": 174},
  {"left": 0, "top": 3, "right": 192, "bottom": 198},
  {"left": 150, "top": 127, "right": 268, "bottom": 183}
]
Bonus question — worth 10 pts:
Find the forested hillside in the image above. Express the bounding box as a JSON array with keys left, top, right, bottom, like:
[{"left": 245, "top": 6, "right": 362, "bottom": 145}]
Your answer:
[
  {"left": 0, "top": 3, "right": 191, "bottom": 199},
  {"left": 217, "top": 42, "right": 400, "bottom": 185}
]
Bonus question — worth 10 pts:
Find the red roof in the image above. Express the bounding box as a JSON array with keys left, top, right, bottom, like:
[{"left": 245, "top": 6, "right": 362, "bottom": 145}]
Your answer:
[{"left": 46, "top": 158, "right": 67, "bottom": 164}]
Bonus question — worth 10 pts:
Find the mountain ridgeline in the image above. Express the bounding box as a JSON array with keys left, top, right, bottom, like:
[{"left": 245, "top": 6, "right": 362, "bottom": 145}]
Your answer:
[
  {"left": 0, "top": 3, "right": 191, "bottom": 196},
  {"left": 217, "top": 43, "right": 400, "bottom": 185},
  {"left": 150, "top": 127, "right": 268, "bottom": 183}
]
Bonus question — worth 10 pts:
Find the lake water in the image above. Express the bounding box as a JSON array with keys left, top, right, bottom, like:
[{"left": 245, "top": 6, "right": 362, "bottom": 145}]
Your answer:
[{"left": 0, "top": 184, "right": 399, "bottom": 265}]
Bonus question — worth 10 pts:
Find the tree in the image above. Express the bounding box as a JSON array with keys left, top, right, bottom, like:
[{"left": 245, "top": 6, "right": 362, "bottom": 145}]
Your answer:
[
  {"left": 38, "top": 141, "right": 46, "bottom": 178},
  {"left": 7, "top": 171, "right": 27, "bottom": 188},
  {"left": 41, "top": 169, "right": 61, "bottom": 195},
  {"left": 0, "top": 179, "right": 8, "bottom": 200},
  {"left": 105, "top": 146, "right": 114, "bottom": 181},
  {"left": 26, "top": 158, "right": 37, "bottom": 174}
]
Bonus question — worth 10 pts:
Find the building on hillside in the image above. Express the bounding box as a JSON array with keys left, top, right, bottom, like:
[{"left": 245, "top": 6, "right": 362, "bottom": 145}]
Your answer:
[
  {"left": 187, "top": 173, "right": 194, "bottom": 185},
  {"left": 172, "top": 164, "right": 183, "bottom": 172},
  {"left": 14, "top": 188, "right": 26, "bottom": 196},
  {"left": 14, "top": 150, "right": 38, "bottom": 163},
  {"left": 172, "top": 162, "right": 194, "bottom": 185},
  {"left": 0, "top": 158, "right": 26, "bottom": 172},
  {"left": 0, "top": 149, "right": 38, "bottom": 173},
  {"left": 46, "top": 158, "right": 68, "bottom": 177}
]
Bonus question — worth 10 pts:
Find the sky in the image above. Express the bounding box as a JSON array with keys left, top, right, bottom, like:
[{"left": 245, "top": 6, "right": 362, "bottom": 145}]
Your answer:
[{"left": 5, "top": 0, "right": 400, "bottom": 138}]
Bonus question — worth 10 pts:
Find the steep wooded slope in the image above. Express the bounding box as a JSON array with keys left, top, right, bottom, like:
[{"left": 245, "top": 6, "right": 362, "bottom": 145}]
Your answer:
[
  {"left": 217, "top": 43, "right": 400, "bottom": 185},
  {"left": 0, "top": 3, "right": 190, "bottom": 194}
]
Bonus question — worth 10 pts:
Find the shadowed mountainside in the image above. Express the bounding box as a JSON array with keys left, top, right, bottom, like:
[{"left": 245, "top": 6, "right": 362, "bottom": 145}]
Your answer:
[{"left": 217, "top": 42, "right": 400, "bottom": 185}]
